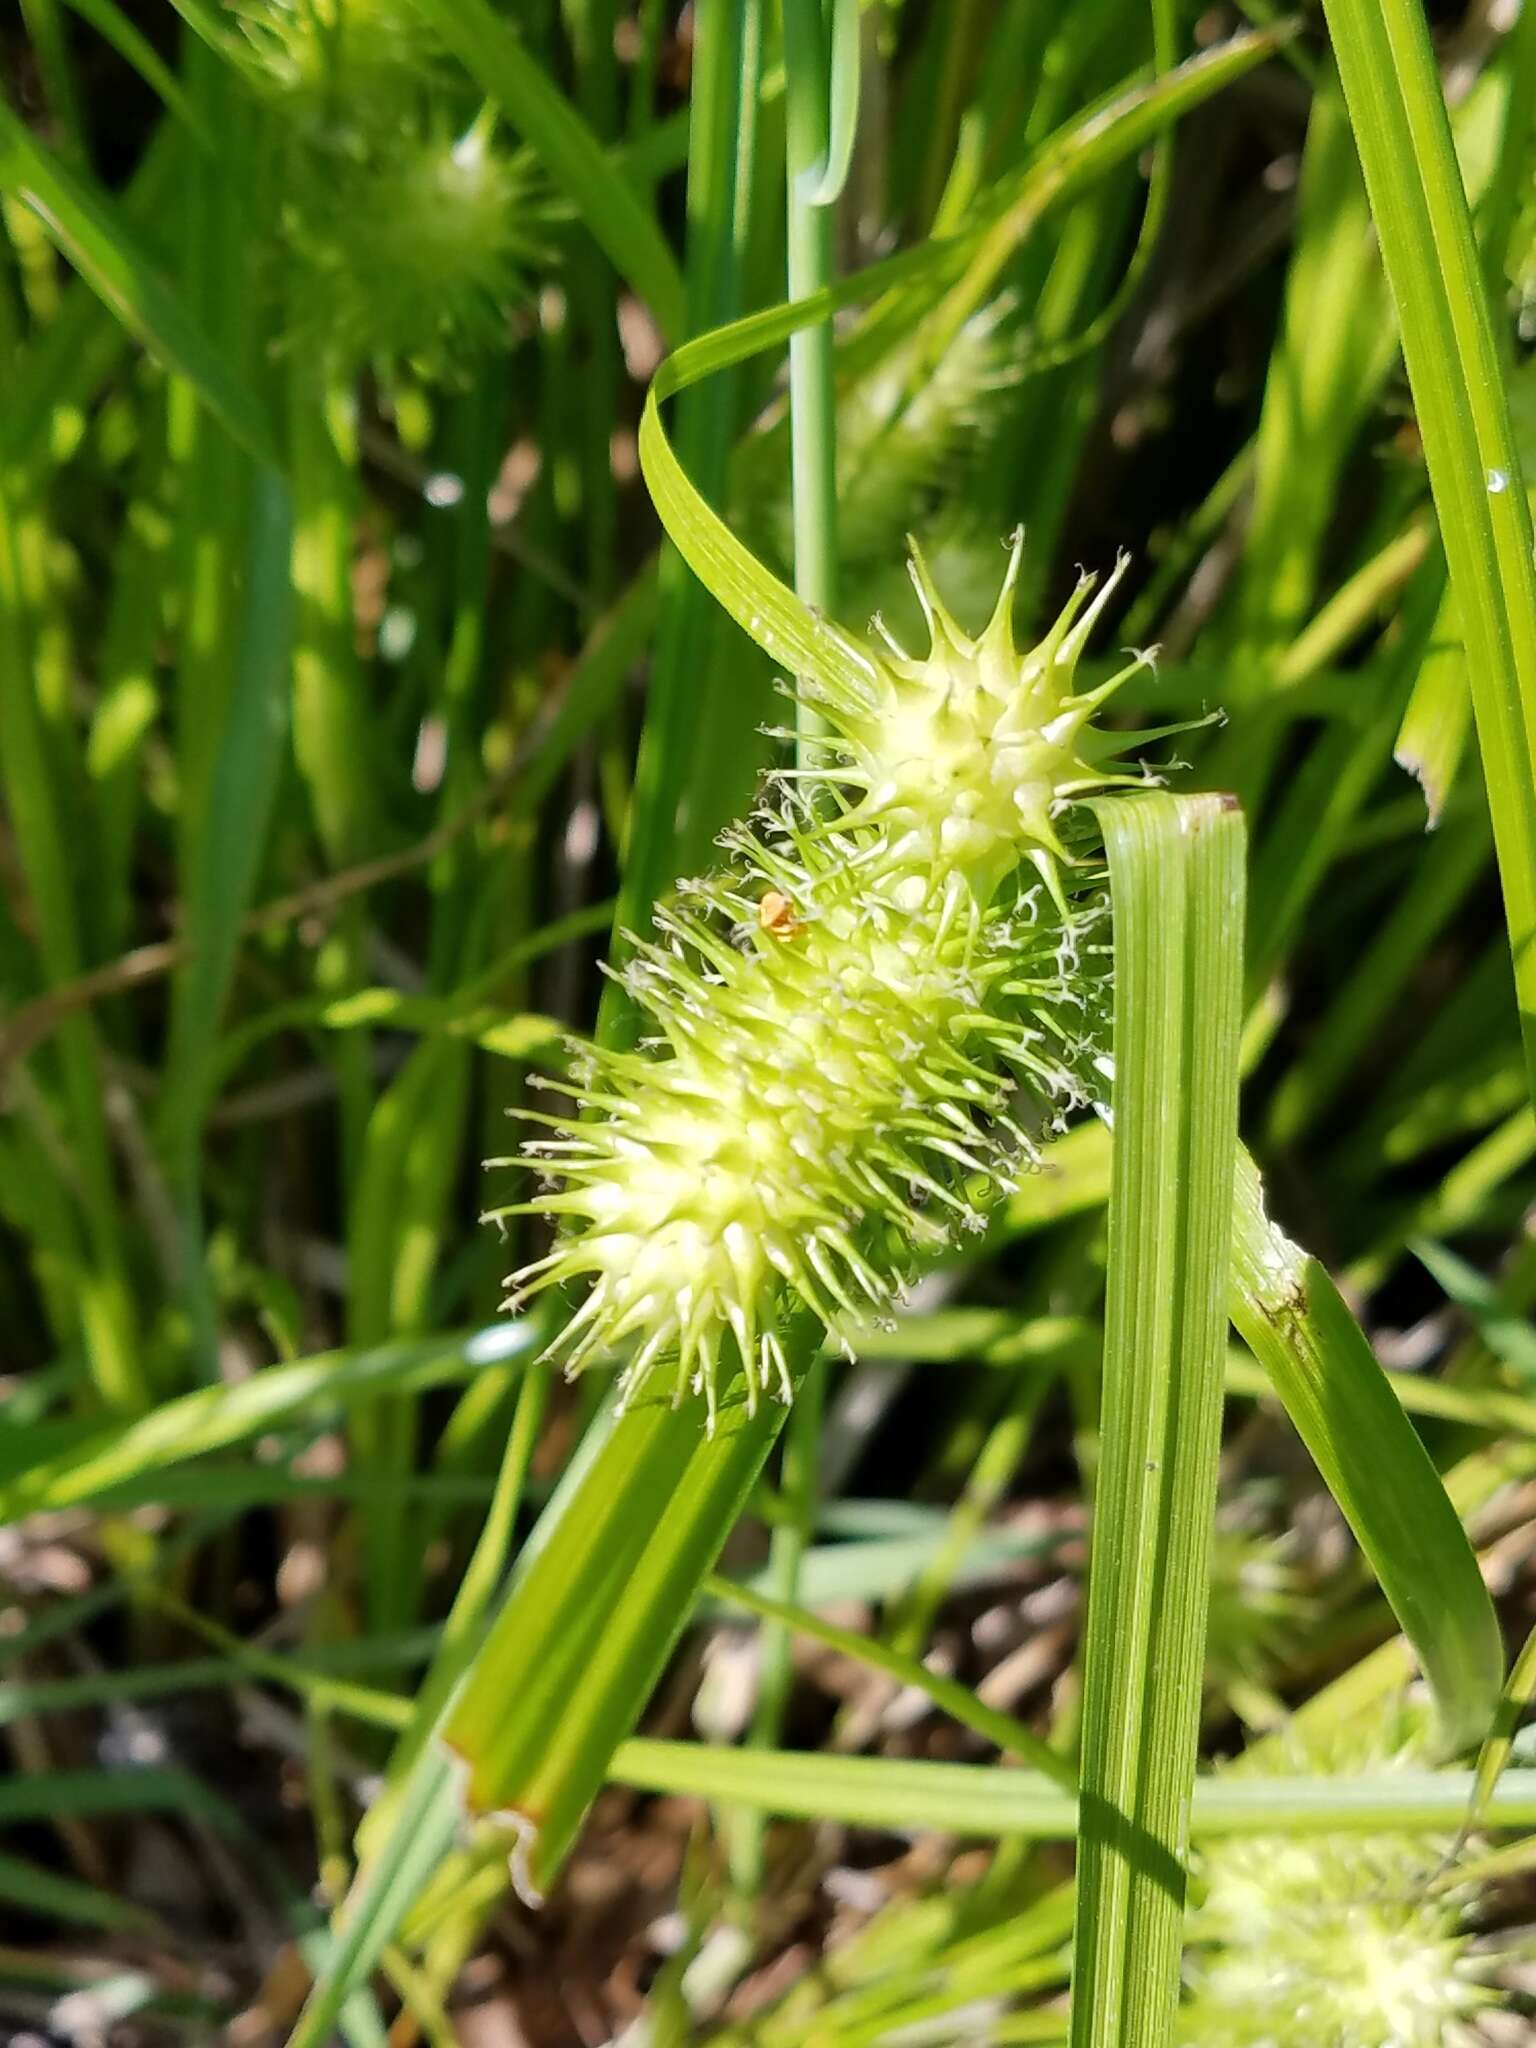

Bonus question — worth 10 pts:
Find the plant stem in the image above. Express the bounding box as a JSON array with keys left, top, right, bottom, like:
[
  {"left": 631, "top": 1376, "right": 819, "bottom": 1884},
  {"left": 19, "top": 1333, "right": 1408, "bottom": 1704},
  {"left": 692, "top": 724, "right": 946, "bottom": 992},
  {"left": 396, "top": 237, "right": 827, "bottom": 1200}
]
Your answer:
[
  {"left": 731, "top": 0, "right": 855, "bottom": 1898},
  {"left": 782, "top": 0, "right": 841, "bottom": 655}
]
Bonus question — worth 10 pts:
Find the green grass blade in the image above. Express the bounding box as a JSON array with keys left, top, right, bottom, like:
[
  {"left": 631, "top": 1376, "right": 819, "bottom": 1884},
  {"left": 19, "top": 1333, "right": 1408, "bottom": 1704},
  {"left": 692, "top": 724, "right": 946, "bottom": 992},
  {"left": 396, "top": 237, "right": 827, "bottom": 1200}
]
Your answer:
[
  {"left": 0, "top": 1851, "right": 155, "bottom": 1934},
  {"left": 1229, "top": 1149, "right": 1503, "bottom": 1752},
  {"left": 1230, "top": 65, "right": 1396, "bottom": 654},
  {"left": 702, "top": 1572, "right": 1076, "bottom": 1789},
  {"left": 0, "top": 1767, "right": 238, "bottom": 1828},
  {"left": 1446, "top": 1617, "right": 1536, "bottom": 1878},
  {"left": 288, "top": 367, "right": 376, "bottom": 862},
  {"left": 1320, "top": 0, "right": 1536, "bottom": 1099},
  {"left": 407, "top": 0, "right": 685, "bottom": 340},
  {"left": 1068, "top": 793, "right": 1244, "bottom": 2048},
  {"left": 162, "top": 471, "right": 292, "bottom": 1111},
  {"left": 611, "top": 1743, "right": 1536, "bottom": 1840},
  {"left": 286, "top": 1331, "right": 814, "bottom": 2048},
  {"left": 439, "top": 1320, "right": 818, "bottom": 1896},
  {"left": 0, "top": 105, "right": 277, "bottom": 466},
  {"left": 1412, "top": 1233, "right": 1536, "bottom": 1382},
  {"left": 981, "top": 1131, "right": 1503, "bottom": 1756},
  {"left": 0, "top": 471, "right": 143, "bottom": 1412},
  {"left": 58, "top": 0, "right": 209, "bottom": 142},
  {"left": 603, "top": 0, "right": 765, "bottom": 1042},
  {"left": 157, "top": 468, "right": 291, "bottom": 1373},
  {"left": 1395, "top": 580, "right": 1475, "bottom": 823},
  {"left": 0, "top": 1319, "right": 545, "bottom": 1519},
  {"left": 283, "top": 1752, "right": 462, "bottom": 2048}
]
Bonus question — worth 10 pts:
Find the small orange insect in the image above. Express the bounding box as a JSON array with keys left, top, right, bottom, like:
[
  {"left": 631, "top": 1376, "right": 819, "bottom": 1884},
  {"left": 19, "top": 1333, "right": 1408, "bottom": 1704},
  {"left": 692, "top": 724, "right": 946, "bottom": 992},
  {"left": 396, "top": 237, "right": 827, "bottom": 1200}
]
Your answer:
[{"left": 758, "top": 889, "right": 802, "bottom": 938}]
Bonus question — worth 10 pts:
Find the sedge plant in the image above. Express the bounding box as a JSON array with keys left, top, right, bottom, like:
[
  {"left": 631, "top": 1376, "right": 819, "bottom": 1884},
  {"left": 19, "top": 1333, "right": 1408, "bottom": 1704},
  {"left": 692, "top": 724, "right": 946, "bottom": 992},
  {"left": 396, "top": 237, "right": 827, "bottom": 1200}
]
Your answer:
[{"left": 8, "top": 4, "right": 1536, "bottom": 2044}]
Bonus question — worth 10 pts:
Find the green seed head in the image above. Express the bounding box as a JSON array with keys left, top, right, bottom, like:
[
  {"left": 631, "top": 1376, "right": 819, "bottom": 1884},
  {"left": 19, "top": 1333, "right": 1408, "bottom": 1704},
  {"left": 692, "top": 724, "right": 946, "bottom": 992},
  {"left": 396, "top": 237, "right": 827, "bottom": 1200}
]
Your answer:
[
  {"left": 1182, "top": 1712, "right": 1497, "bottom": 2046},
  {"left": 808, "top": 532, "right": 1149, "bottom": 901},
  {"left": 288, "top": 126, "right": 539, "bottom": 371},
  {"left": 495, "top": 542, "right": 1140, "bottom": 1423},
  {"left": 239, "top": 0, "right": 428, "bottom": 113}
]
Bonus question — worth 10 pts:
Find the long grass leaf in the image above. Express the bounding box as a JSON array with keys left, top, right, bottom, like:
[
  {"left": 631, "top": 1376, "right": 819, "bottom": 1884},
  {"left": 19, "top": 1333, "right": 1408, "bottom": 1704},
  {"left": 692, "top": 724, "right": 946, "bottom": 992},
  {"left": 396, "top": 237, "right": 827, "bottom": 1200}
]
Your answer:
[
  {"left": 1229, "top": 1149, "right": 1503, "bottom": 1752},
  {"left": 0, "top": 1319, "right": 544, "bottom": 1519},
  {"left": 1068, "top": 792, "right": 1243, "bottom": 2048},
  {"left": 1320, "top": 0, "right": 1536, "bottom": 1098},
  {"left": 611, "top": 1742, "right": 1536, "bottom": 1839}
]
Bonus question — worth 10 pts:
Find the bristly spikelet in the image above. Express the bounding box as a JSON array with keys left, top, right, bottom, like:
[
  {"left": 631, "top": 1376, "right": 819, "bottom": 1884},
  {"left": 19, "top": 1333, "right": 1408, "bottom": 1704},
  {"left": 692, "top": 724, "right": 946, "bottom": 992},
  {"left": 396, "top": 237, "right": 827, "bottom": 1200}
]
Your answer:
[
  {"left": 241, "top": 1, "right": 543, "bottom": 374},
  {"left": 237, "top": 0, "right": 429, "bottom": 115},
  {"left": 1180, "top": 1708, "right": 1502, "bottom": 2046},
  {"left": 286, "top": 125, "right": 540, "bottom": 370},
  {"left": 494, "top": 537, "right": 1153, "bottom": 1425},
  {"left": 805, "top": 535, "right": 1152, "bottom": 903}
]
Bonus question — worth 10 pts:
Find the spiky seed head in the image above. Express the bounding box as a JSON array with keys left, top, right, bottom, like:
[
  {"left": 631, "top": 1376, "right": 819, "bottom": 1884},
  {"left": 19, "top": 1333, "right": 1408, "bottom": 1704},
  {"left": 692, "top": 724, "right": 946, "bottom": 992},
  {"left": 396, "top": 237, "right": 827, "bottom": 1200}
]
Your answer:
[
  {"left": 497, "top": 540, "right": 1135, "bottom": 1423},
  {"left": 1181, "top": 1711, "right": 1501, "bottom": 2046},
  {"left": 288, "top": 126, "right": 540, "bottom": 371},
  {"left": 238, "top": 0, "right": 429, "bottom": 114},
  {"left": 810, "top": 531, "right": 1152, "bottom": 901}
]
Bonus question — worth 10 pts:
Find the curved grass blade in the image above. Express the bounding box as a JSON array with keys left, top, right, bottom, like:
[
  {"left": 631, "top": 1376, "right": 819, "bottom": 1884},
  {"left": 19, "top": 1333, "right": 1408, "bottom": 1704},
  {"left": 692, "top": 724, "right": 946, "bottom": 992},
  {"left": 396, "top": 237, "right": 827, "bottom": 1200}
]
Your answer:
[{"left": 636, "top": 29, "right": 1285, "bottom": 700}]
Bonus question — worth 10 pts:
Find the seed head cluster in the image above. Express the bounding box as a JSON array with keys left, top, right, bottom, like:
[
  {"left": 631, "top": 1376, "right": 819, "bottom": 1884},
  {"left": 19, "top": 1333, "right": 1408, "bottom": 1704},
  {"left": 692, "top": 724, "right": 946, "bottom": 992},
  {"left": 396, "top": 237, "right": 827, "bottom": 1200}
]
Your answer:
[
  {"left": 494, "top": 536, "right": 1154, "bottom": 1423},
  {"left": 1181, "top": 1715, "right": 1499, "bottom": 2046},
  {"left": 242, "top": 0, "right": 539, "bottom": 372}
]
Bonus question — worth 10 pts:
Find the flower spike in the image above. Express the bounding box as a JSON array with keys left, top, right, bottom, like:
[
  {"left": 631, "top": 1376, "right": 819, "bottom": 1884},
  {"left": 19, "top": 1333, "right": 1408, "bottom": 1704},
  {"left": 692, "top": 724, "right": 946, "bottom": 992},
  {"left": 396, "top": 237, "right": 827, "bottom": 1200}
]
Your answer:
[{"left": 498, "top": 539, "right": 1136, "bottom": 1423}]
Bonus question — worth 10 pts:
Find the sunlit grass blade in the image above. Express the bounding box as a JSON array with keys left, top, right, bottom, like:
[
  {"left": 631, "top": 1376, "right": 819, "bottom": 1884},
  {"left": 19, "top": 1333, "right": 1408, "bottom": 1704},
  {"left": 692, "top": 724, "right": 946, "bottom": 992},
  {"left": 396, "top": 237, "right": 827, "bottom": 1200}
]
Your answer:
[
  {"left": 610, "top": 1742, "right": 1536, "bottom": 1840},
  {"left": 703, "top": 1572, "right": 1077, "bottom": 1788},
  {"left": 1068, "top": 792, "right": 1243, "bottom": 2048},
  {"left": 285, "top": 1332, "right": 815, "bottom": 2048},
  {"left": 1320, "top": 0, "right": 1536, "bottom": 1098},
  {"left": 0, "top": 1318, "right": 545, "bottom": 1519},
  {"left": 439, "top": 1318, "right": 818, "bottom": 1895}
]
